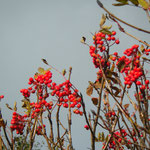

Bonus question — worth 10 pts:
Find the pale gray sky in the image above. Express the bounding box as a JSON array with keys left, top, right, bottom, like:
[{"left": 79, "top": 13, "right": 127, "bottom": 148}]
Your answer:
[{"left": 0, "top": 0, "right": 149, "bottom": 149}]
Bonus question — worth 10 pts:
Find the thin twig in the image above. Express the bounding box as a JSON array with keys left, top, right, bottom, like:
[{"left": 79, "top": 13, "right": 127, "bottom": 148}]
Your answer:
[
  {"left": 2, "top": 126, "right": 13, "bottom": 150},
  {"left": 80, "top": 93, "right": 94, "bottom": 137},
  {"left": 56, "top": 106, "right": 63, "bottom": 150},
  {"left": 92, "top": 78, "right": 104, "bottom": 150},
  {"left": 125, "top": 31, "right": 150, "bottom": 47},
  {"left": 145, "top": 10, "right": 150, "bottom": 22},
  {"left": 96, "top": 0, "right": 150, "bottom": 34},
  {"left": 67, "top": 67, "right": 73, "bottom": 150}
]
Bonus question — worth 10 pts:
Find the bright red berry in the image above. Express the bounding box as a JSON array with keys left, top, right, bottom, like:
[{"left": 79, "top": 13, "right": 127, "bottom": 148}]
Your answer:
[
  {"left": 84, "top": 125, "right": 89, "bottom": 130},
  {"left": 112, "top": 31, "right": 116, "bottom": 35},
  {"left": 136, "top": 81, "right": 141, "bottom": 85},
  {"left": 145, "top": 80, "right": 149, "bottom": 85},
  {"left": 115, "top": 39, "right": 120, "bottom": 44}
]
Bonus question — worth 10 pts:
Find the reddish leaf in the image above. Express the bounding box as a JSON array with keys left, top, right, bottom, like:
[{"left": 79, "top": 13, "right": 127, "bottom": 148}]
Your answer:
[
  {"left": 91, "top": 97, "right": 98, "bottom": 105},
  {"left": 86, "top": 84, "right": 93, "bottom": 96}
]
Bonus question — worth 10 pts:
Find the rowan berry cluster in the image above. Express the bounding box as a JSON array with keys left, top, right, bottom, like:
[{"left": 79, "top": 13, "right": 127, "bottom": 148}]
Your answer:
[
  {"left": 10, "top": 112, "right": 27, "bottom": 135},
  {"left": 50, "top": 80, "right": 82, "bottom": 114},
  {"left": 115, "top": 44, "right": 150, "bottom": 89},
  {"left": 89, "top": 31, "right": 119, "bottom": 81},
  {"left": 10, "top": 67, "right": 83, "bottom": 135},
  {"left": 30, "top": 100, "right": 53, "bottom": 118},
  {"left": 89, "top": 31, "right": 119, "bottom": 69},
  {"left": 105, "top": 111, "right": 116, "bottom": 117},
  {"left": 102, "top": 129, "right": 140, "bottom": 149},
  {"left": 36, "top": 124, "right": 46, "bottom": 135},
  {"left": 19, "top": 69, "right": 82, "bottom": 114},
  {"left": 20, "top": 70, "right": 52, "bottom": 98}
]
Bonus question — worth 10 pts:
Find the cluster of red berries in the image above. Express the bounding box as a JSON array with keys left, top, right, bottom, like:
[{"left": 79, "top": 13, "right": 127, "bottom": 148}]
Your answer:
[
  {"left": 134, "top": 79, "right": 149, "bottom": 102},
  {"left": 15, "top": 67, "right": 83, "bottom": 137},
  {"left": 20, "top": 69, "right": 82, "bottom": 114},
  {"left": 102, "top": 128, "right": 144, "bottom": 149},
  {"left": 114, "top": 44, "right": 150, "bottom": 89},
  {"left": 36, "top": 124, "right": 46, "bottom": 135},
  {"left": 105, "top": 111, "right": 116, "bottom": 118},
  {"left": 20, "top": 70, "right": 52, "bottom": 98},
  {"left": 143, "top": 48, "right": 150, "bottom": 56},
  {"left": 50, "top": 80, "right": 83, "bottom": 115},
  {"left": 20, "top": 88, "right": 31, "bottom": 98},
  {"left": 10, "top": 112, "right": 27, "bottom": 135},
  {"left": 136, "top": 79, "right": 149, "bottom": 90},
  {"left": 33, "top": 70, "right": 52, "bottom": 86},
  {"left": 89, "top": 31, "right": 119, "bottom": 69},
  {"left": 102, "top": 129, "right": 129, "bottom": 149},
  {"left": 30, "top": 100, "right": 53, "bottom": 118},
  {"left": 124, "top": 67, "right": 143, "bottom": 88}
]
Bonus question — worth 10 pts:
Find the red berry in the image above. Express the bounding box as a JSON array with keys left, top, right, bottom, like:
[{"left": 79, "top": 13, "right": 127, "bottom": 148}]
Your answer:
[
  {"left": 113, "top": 52, "right": 118, "bottom": 56},
  {"left": 115, "top": 39, "right": 120, "bottom": 44},
  {"left": 145, "top": 80, "right": 149, "bottom": 85},
  {"left": 136, "top": 81, "right": 141, "bottom": 85},
  {"left": 84, "top": 125, "right": 89, "bottom": 130},
  {"left": 63, "top": 103, "right": 68, "bottom": 108},
  {"left": 111, "top": 36, "right": 115, "bottom": 41},
  {"left": 77, "top": 103, "right": 81, "bottom": 108},
  {"left": 107, "top": 37, "right": 111, "bottom": 41},
  {"left": 112, "top": 57, "right": 116, "bottom": 61},
  {"left": 29, "top": 77, "right": 34, "bottom": 83},
  {"left": 112, "top": 31, "right": 116, "bottom": 35},
  {"left": 0, "top": 95, "right": 4, "bottom": 99}
]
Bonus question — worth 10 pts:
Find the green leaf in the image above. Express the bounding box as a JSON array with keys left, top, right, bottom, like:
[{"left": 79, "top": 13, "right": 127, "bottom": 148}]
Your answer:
[
  {"left": 105, "top": 135, "right": 109, "bottom": 142},
  {"left": 62, "top": 69, "right": 66, "bottom": 76},
  {"left": 113, "top": 2, "right": 129, "bottom": 6},
  {"left": 137, "top": 50, "right": 141, "bottom": 57},
  {"left": 100, "top": 29, "right": 112, "bottom": 35},
  {"left": 137, "top": 0, "right": 149, "bottom": 9},
  {"left": 111, "top": 86, "right": 121, "bottom": 96},
  {"left": 95, "top": 137, "right": 99, "bottom": 142},
  {"left": 111, "top": 63, "right": 115, "bottom": 72},
  {"left": 98, "top": 132, "right": 101, "bottom": 141},
  {"left": 14, "top": 101, "right": 17, "bottom": 111},
  {"left": 106, "top": 69, "right": 113, "bottom": 77},
  {"left": 129, "top": 0, "right": 139, "bottom": 5},
  {"left": 111, "top": 71, "right": 118, "bottom": 77},
  {"left": 102, "top": 25, "right": 112, "bottom": 30},
  {"left": 140, "top": 44, "right": 145, "bottom": 53},
  {"left": 38, "top": 67, "right": 45, "bottom": 74},
  {"left": 34, "top": 72, "right": 39, "bottom": 79},
  {"left": 142, "top": 57, "right": 150, "bottom": 61},
  {"left": 117, "top": 60, "right": 125, "bottom": 72},
  {"left": 107, "top": 76, "right": 118, "bottom": 84},
  {"left": 100, "top": 14, "right": 106, "bottom": 27},
  {"left": 106, "top": 69, "right": 118, "bottom": 78},
  {"left": 22, "top": 99, "right": 31, "bottom": 116},
  {"left": 101, "top": 132, "right": 105, "bottom": 142},
  {"left": 116, "top": 0, "right": 128, "bottom": 2}
]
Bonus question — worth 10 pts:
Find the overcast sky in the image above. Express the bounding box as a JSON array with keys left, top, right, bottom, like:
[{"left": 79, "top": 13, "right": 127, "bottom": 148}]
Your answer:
[{"left": 0, "top": 0, "right": 149, "bottom": 149}]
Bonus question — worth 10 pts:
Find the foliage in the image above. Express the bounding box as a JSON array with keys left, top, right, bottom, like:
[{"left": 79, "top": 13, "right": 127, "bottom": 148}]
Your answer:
[{"left": 0, "top": 0, "right": 150, "bottom": 150}]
